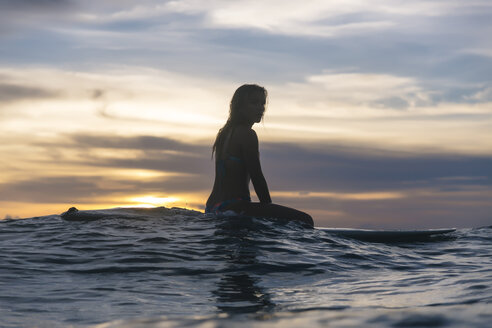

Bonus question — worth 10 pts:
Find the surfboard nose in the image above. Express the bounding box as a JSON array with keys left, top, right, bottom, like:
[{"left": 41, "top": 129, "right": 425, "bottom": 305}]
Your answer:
[{"left": 61, "top": 207, "right": 78, "bottom": 219}]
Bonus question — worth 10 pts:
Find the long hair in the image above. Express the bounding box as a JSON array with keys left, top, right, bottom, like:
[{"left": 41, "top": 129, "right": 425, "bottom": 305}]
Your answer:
[{"left": 212, "top": 84, "right": 267, "bottom": 159}]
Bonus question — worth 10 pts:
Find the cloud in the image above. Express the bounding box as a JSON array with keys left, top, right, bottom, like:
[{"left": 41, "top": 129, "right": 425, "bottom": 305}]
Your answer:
[
  {"left": 304, "top": 72, "right": 424, "bottom": 107},
  {"left": 68, "top": 134, "right": 206, "bottom": 153},
  {"left": 31, "top": 133, "right": 213, "bottom": 179},
  {"left": 0, "top": 0, "right": 73, "bottom": 35},
  {"left": 2, "top": 132, "right": 490, "bottom": 227},
  {"left": 25, "top": 133, "right": 492, "bottom": 196},
  {"left": 0, "top": 0, "right": 69, "bottom": 10},
  {"left": 461, "top": 48, "right": 492, "bottom": 58},
  {"left": 0, "top": 174, "right": 210, "bottom": 204},
  {"left": 260, "top": 142, "right": 492, "bottom": 193},
  {"left": 278, "top": 186, "right": 492, "bottom": 229},
  {"left": 28, "top": 134, "right": 492, "bottom": 194},
  {"left": 0, "top": 65, "right": 490, "bottom": 157},
  {"left": 91, "top": 89, "right": 104, "bottom": 99},
  {"left": 0, "top": 176, "right": 107, "bottom": 203},
  {"left": 0, "top": 66, "right": 229, "bottom": 141},
  {"left": 1, "top": 0, "right": 490, "bottom": 97},
  {"left": 466, "top": 87, "right": 492, "bottom": 102},
  {"left": 0, "top": 82, "right": 59, "bottom": 103},
  {"left": 162, "top": 0, "right": 491, "bottom": 37}
]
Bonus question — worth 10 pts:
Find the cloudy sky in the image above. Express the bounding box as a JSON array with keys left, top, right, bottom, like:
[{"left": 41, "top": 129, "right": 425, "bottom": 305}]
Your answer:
[{"left": 0, "top": 0, "right": 491, "bottom": 228}]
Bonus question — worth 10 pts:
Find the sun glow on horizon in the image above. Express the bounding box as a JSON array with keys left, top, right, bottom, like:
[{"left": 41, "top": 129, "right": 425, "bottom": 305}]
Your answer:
[{"left": 128, "top": 195, "right": 180, "bottom": 207}]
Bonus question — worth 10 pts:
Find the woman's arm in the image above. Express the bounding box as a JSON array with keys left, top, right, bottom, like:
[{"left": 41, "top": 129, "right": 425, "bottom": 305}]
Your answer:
[{"left": 240, "top": 128, "right": 272, "bottom": 204}]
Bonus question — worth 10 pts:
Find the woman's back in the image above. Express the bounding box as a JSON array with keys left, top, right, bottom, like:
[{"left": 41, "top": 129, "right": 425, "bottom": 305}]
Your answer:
[{"left": 206, "top": 127, "right": 251, "bottom": 210}]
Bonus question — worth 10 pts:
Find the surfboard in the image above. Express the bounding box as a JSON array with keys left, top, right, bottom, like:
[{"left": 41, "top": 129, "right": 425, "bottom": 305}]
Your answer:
[
  {"left": 61, "top": 207, "right": 456, "bottom": 242},
  {"left": 60, "top": 206, "right": 201, "bottom": 221},
  {"left": 318, "top": 227, "right": 456, "bottom": 242}
]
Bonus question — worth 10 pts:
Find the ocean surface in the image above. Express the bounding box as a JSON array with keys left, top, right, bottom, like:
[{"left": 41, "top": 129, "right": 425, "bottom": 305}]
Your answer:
[{"left": 0, "top": 207, "right": 491, "bottom": 328}]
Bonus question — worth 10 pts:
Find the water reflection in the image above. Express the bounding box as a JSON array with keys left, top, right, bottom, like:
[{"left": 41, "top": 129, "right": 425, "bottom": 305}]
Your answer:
[
  {"left": 213, "top": 217, "right": 275, "bottom": 314},
  {"left": 214, "top": 273, "right": 273, "bottom": 314}
]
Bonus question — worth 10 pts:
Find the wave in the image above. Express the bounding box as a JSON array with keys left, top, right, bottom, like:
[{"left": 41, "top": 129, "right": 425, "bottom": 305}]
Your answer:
[{"left": 1, "top": 206, "right": 490, "bottom": 327}]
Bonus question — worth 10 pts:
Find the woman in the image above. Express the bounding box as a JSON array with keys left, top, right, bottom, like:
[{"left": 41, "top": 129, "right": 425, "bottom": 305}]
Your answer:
[{"left": 205, "top": 84, "right": 314, "bottom": 226}]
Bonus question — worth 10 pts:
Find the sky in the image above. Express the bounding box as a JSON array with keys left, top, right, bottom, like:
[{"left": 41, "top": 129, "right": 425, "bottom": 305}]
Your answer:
[{"left": 0, "top": 0, "right": 491, "bottom": 228}]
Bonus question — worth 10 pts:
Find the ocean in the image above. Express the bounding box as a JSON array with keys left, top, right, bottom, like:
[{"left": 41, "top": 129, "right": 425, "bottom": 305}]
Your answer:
[{"left": 0, "top": 207, "right": 490, "bottom": 328}]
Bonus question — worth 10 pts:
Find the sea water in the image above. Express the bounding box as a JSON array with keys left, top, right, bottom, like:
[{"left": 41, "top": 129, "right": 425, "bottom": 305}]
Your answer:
[{"left": 0, "top": 207, "right": 490, "bottom": 327}]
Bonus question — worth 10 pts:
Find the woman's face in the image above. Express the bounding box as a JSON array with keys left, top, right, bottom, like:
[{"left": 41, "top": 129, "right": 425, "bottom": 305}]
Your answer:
[{"left": 244, "top": 91, "right": 266, "bottom": 124}]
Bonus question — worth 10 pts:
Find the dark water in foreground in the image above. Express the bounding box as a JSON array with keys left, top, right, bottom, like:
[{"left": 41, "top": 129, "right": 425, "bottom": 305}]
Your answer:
[{"left": 0, "top": 207, "right": 491, "bottom": 327}]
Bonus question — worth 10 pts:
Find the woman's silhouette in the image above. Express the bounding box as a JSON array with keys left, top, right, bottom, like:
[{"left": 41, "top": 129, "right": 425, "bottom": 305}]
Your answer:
[{"left": 206, "top": 84, "right": 314, "bottom": 226}]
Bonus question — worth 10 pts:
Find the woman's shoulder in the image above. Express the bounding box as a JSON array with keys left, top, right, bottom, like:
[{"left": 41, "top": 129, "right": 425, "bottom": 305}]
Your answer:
[
  {"left": 234, "top": 126, "right": 257, "bottom": 138},
  {"left": 234, "top": 126, "right": 258, "bottom": 149}
]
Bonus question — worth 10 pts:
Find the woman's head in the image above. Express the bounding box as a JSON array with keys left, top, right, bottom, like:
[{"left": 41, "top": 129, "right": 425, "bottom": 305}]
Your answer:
[
  {"left": 212, "top": 84, "right": 268, "bottom": 158},
  {"left": 228, "top": 84, "right": 267, "bottom": 125}
]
